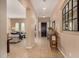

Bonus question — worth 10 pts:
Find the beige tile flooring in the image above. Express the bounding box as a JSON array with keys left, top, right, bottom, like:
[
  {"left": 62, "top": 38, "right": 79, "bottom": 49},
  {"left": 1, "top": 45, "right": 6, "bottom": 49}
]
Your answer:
[{"left": 7, "top": 37, "right": 64, "bottom": 58}]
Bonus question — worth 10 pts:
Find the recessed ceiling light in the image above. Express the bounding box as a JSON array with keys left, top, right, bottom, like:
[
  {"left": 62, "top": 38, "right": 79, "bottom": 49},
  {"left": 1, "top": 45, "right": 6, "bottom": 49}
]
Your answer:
[
  {"left": 43, "top": 8, "right": 46, "bottom": 10},
  {"left": 42, "top": 16, "right": 46, "bottom": 18}
]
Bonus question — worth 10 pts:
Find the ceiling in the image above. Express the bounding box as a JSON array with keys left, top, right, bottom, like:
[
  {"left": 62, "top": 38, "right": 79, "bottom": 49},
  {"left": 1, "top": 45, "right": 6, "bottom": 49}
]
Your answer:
[
  {"left": 30, "top": 0, "right": 59, "bottom": 17},
  {"left": 7, "top": 0, "right": 26, "bottom": 18}
]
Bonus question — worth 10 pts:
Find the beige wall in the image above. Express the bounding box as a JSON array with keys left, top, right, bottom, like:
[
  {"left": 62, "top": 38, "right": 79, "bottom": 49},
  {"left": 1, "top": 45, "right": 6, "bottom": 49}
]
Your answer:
[
  {"left": 7, "top": 18, "right": 11, "bottom": 33},
  {"left": 8, "top": 0, "right": 37, "bottom": 49},
  {"left": 10, "top": 18, "right": 26, "bottom": 29},
  {"left": 52, "top": 0, "right": 79, "bottom": 57},
  {"left": 0, "top": 0, "right": 7, "bottom": 57}
]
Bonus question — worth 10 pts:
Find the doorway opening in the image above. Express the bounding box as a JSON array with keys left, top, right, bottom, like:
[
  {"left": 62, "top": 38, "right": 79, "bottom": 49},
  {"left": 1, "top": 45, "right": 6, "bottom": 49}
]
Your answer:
[{"left": 41, "top": 22, "right": 47, "bottom": 37}]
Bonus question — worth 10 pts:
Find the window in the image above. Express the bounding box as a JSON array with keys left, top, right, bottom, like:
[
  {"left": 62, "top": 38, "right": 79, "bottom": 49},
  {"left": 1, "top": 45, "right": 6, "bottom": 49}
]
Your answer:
[
  {"left": 62, "top": 0, "right": 79, "bottom": 31},
  {"left": 15, "top": 22, "right": 25, "bottom": 32},
  {"left": 15, "top": 23, "right": 20, "bottom": 31},
  {"left": 21, "top": 23, "right": 25, "bottom": 32}
]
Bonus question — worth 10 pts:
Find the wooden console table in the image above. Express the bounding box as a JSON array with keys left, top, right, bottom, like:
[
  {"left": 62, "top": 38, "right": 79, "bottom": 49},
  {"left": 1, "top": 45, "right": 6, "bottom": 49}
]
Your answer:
[{"left": 49, "top": 35, "right": 57, "bottom": 48}]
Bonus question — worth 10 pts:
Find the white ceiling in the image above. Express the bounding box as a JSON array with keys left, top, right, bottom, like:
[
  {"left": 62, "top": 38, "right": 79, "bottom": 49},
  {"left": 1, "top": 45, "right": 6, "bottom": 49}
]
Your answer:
[
  {"left": 30, "top": 0, "right": 59, "bottom": 17},
  {"left": 7, "top": 0, "right": 26, "bottom": 18}
]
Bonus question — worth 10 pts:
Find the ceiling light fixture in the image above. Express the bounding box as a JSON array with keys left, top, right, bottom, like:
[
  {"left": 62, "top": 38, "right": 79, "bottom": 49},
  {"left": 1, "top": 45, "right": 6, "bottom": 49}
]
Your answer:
[
  {"left": 42, "top": 16, "right": 46, "bottom": 18},
  {"left": 43, "top": 8, "right": 46, "bottom": 10}
]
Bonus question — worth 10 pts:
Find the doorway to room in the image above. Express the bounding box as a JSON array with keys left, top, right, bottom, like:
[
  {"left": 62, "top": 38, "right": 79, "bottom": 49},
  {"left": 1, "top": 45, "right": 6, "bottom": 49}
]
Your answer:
[{"left": 41, "top": 22, "right": 47, "bottom": 37}]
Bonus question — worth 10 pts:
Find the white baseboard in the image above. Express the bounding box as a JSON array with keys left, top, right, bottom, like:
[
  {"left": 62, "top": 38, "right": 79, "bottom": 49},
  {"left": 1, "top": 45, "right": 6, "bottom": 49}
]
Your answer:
[{"left": 58, "top": 47, "right": 66, "bottom": 58}]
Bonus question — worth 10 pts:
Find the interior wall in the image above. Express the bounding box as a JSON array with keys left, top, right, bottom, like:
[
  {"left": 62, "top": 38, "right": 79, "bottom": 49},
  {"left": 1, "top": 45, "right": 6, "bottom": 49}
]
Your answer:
[
  {"left": 25, "top": 8, "right": 37, "bottom": 48},
  {"left": 0, "top": 0, "right": 7, "bottom": 57},
  {"left": 10, "top": 18, "right": 26, "bottom": 29},
  {"left": 16, "top": 0, "right": 38, "bottom": 48},
  {"left": 7, "top": 18, "right": 11, "bottom": 33},
  {"left": 52, "top": 0, "right": 79, "bottom": 57}
]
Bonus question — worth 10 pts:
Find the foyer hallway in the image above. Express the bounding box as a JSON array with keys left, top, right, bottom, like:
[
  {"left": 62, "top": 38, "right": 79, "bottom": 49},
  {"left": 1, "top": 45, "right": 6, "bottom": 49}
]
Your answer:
[
  {"left": 0, "top": 0, "right": 79, "bottom": 58},
  {"left": 8, "top": 38, "right": 64, "bottom": 58}
]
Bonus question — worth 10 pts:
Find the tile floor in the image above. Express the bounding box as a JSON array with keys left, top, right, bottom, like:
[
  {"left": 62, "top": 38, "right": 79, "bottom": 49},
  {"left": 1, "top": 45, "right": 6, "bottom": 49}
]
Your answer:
[{"left": 7, "top": 37, "right": 64, "bottom": 58}]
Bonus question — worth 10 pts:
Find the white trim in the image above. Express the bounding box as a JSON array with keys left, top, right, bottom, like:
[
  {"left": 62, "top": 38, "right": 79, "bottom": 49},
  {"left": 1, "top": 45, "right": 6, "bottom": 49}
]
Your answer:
[{"left": 58, "top": 47, "right": 67, "bottom": 58}]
